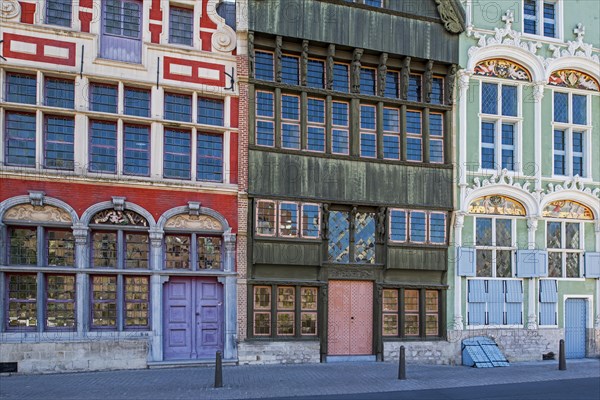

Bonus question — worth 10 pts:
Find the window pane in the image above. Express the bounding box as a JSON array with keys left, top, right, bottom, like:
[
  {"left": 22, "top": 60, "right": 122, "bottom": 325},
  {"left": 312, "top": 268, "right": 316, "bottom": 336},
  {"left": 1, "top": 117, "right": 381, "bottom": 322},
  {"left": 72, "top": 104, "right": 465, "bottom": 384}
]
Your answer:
[
  {"left": 256, "top": 201, "right": 276, "bottom": 235},
  {"left": 553, "top": 92, "right": 568, "bottom": 122},
  {"left": 524, "top": 0, "right": 537, "bottom": 34},
  {"left": 124, "top": 87, "right": 150, "bottom": 117},
  {"left": 5, "top": 112, "right": 37, "bottom": 167},
  {"left": 476, "top": 249, "right": 493, "bottom": 277},
  {"left": 45, "top": 78, "right": 74, "bottom": 109},
  {"left": 256, "top": 91, "right": 274, "bottom": 117},
  {"left": 254, "top": 313, "right": 271, "bottom": 335},
  {"left": 165, "top": 235, "right": 191, "bottom": 269},
  {"left": 410, "top": 211, "right": 426, "bottom": 243},
  {"left": 104, "top": 0, "right": 123, "bottom": 35},
  {"left": 431, "top": 77, "right": 443, "bottom": 104},
  {"left": 301, "top": 287, "right": 318, "bottom": 310},
  {"left": 406, "top": 111, "right": 421, "bottom": 134},
  {"left": 8, "top": 274, "right": 37, "bottom": 329},
  {"left": 45, "top": 116, "right": 75, "bottom": 170},
  {"left": 406, "top": 138, "right": 422, "bottom": 162},
  {"left": 46, "top": 275, "right": 76, "bottom": 329},
  {"left": 307, "top": 98, "right": 325, "bottom": 123},
  {"left": 307, "top": 60, "right": 324, "bottom": 88},
  {"left": 301, "top": 313, "right": 317, "bottom": 335},
  {"left": 308, "top": 127, "right": 325, "bottom": 152},
  {"left": 385, "top": 71, "right": 399, "bottom": 99},
  {"left": 383, "top": 314, "right": 398, "bottom": 336},
  {"left": 47, "top": 230, "right": 75, "bottom": 267},
  {"left": 279, "top": 202, "right": 299, "bottom": 237},
  {"left": 383, "top": 135, "right": 400, "bottom": 160},
  {"left": 481, "top": 122, "right": 495, "bottom": 169},
  {"left": 360, "top": 106, "right": 376, "bottom": 130},
  {"left": 332, "top": 129, "right": 349, "bottom": 155},
  {"left": 123, "top": 125, "right": 150, "bottom": 176},
  {"left": 572, "top": 95, "right": 587, "bottom": 125},
  {"left": 124, "top": 276, "right": 149, "bottom": 327},
  {"left": 383, "top": 289, "right": 398, "bottom": 312},
  {"left": 164, "top": 93, "right": 192, "bottom": 122},
  {"left": 255, "top": 51, "right": 274, "bottom": 81},
  {"left": 548, "top": 252, "right": 562, "bottom": 277},
  {"left": 254, "top": 286, "right": 271, "bottom": 309},
  {"left": 89, "top": 120, "right": 117, "bottom": 173},
  {"left": 547, "top": 221, "right": 561, "bottom": 248},
  {"left": 122, "top": 1, "right": 141, "bottom": 38},
  {"left": 332, "top": 63, "right": 349, "bottom": 92},
  {"left": 91, "top": 276, "right": 117, "bottom": 327},
  {"left": 92, "top": 232, "right": 117, "bottom": 268},
  {"left": 332, "top": 102, "right": 349, "bottom": 126},
  {"left": 6, "top": 73, "right": 36, "bottom": 104},
  {"left": 389, "top": 210, "right": 406, "bottom": 242},
  {"left": 9, "top": 228, "right": 37, "bottom": 265},
  {"left": 90, "top": 84, "right": 118, "bottom": 113},
  {"left": 282, "top": 124, "right": 300, "bottom": 149},
  {"left": 476, "top": 218, "right": 492, "bottom": 246},
  {"left": 360, "top": 68, "right": 376, "bottom": 96},
  {"left": 163, "top": 129, "right": 191, "bottom": 179},
  {"left": 566, "top": 253, "right": 579, "bottom": 277},
  {"left": 543, "top": 2, "right": 556, "bottom": 37},
  {"left": 198, "top": 237, "right": 222, "bottom": 270},
  {"left": 328, "top": 211, "right": 350, "bottom": 263},
  {"left": 408, "top": 74, "right": 421, "bottom": 102},
  {"left": 197, "top": 133, "right": 223, "bottom": 182},
  {"left": 360, "top": 133, "right": 376, "bottom": 158},
  {"left": 404, "top": 290, "right": 419, "bottom": 336},
  {"left": 354, "top": 212, "right": 376, "bottom": 263},
  {"left": 429, "top": 213, "right": 446, "bottom": 244},
  {"left": 198, "top": 98, "right": 225, "bottom": 126},
  {"left": 495, "top": 219, "right": 512, "bottom": 247},
  {"left": 430, "top": 113, "right": 443, "bottom": 137},
  {"left": 565, "top": 223, "right": 580, "bottom": 249},
  {"left": 281, "top": 55, "right": 299, "bottom": 85},
  {"left": 277, "top": 287, "right": 295, "bottom": 310},
  {"left": 430, "top": 139, "right": 444, "bottom": 163},
  {"left": 553, "top": 130, "right": 565, "bottom": 175},
  {"left": 302, "top": 204, "right": 320, "bottom": 238},
  {"left": 496, "top": 250, "right": 512, "bottom": 278},
  {"left": 46, "top": 0, "right": 72, "bottom": 26},
  {"left": 277, "top": 312, "right": 294, "bottom": 335},
  {"left": 501, "top": 85, "right": 517, "bottom": 116},
  {"left": 481, "top": 83, "right": 498, "bottom": 115},
  {"left": 169, "top": 7, "right": 193, "bottom": 46},
  {"left": 125, "top": 233, "right": 149, "bottom": 269}
]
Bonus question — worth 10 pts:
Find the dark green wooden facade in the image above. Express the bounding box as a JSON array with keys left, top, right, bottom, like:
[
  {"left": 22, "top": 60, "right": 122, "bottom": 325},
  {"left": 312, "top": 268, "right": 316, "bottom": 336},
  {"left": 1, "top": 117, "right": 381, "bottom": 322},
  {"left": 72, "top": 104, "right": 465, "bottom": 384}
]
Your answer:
[{"left": 246, "top": 0, "right": 463, "bottom": 361}]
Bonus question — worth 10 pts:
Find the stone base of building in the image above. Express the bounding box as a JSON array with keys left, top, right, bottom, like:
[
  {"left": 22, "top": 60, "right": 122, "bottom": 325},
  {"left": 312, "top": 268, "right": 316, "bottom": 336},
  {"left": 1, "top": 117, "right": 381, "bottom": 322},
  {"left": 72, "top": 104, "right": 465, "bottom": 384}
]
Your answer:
[
  {"left": 238, "top": 341, "right": 320, "bottom": 365},
  {"left": 383, "top": 341, "right": 459, "bottom": 365},
  {"left": 0, "top": 340, "right": 149, "bottom": 374}
]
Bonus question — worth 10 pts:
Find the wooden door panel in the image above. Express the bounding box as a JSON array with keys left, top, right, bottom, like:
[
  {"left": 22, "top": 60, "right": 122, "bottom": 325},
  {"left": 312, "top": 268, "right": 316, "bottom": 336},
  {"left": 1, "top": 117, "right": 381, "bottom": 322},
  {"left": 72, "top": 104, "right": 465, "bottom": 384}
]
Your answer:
[
  {"left": 195, "top": 280, "right": 224, "bottom": 358},
  {"left": 327, "top": 281, "right": 351, "bottom": 355},
  {"left": 350, "top": 281, "right": 373, "bottom": 355},
  {"left": 163, "top": 278, "right": 192, "bottom": 360}
]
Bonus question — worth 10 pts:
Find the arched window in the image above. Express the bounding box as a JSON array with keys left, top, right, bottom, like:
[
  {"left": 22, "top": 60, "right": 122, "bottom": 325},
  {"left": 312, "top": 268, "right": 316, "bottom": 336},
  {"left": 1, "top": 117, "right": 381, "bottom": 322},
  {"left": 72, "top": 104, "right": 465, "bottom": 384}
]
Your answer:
[
  {"left": 542, "top": 200, "right": 594, "bottom": 220},
  {"left": 163, "top": 214, "right": 224, "bottom": 271},
  {"left": 2, "top": 203, "right": 75, "bottom": 331},
  {"left": 88, "top": 208, "right": 150, "bottom": 330},
  {"left": 468, "top": 195, "right": 526, "bottom": 216}
]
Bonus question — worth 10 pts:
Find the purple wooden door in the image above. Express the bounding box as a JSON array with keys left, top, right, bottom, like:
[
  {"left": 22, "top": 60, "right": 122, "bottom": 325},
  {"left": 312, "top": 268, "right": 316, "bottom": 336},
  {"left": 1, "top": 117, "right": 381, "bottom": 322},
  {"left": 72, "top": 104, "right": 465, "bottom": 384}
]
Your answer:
[{"left": 163, "top": 277, "right": 223, "bottom": 360}]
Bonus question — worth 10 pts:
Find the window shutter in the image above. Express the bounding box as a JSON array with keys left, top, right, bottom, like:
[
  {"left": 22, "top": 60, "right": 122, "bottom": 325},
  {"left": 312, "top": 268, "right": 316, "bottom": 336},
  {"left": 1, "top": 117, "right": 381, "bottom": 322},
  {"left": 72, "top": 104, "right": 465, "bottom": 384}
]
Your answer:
[
  {"left": 505, "top": 280, "right": 523, "bottom": 325},
  {"left": 467, "top": 280, "right": 486, "bottom": 325},
  {"left": 539, "top": 280, "right": 558, "bottom": 326},
  {"left": 487, "top": 280, "right": 504, "bottom": 325},
  {"left": 457, "top": 247, "right": 476, "bottom": 276},
  {"left": 584, "top": 252, "right": 600, "bottom": 278},
  {"left": 516, "top": 250, "right": 547, "bottom": 277}
]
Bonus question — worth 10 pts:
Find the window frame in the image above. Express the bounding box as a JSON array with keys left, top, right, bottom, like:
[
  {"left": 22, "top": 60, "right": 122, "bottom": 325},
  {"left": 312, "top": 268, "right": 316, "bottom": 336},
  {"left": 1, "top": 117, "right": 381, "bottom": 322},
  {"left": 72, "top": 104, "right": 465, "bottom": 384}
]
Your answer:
[
  {"left": 255, "top": 200, "right": 321, "bottom": 240},
  {"left": 306, "top": 97, "right": 326, "bottom": 153},
  {"left": 255, "top": 90, "right": 276, "bottom": 147},
  {"left": 473, "top": 216, "right": 517, "bottom": 278},
  {"left": 168, "top": 5, "right": 194, "bottom": 47},
  {"left": 331, "top": 101, "right": 350, "bottom": 155},
  {"left": 359, "top": 104, "right": 377, "bottom": 158},
  {"left": 522, "top": 0, "right": 562, "bottom": 40},
  {"left": 44, "top": 0, "right": 73, "bottom": 28},
  {"left": 381, "top": 287, "right": 443, "bottom": 339},
  {"left": 281, "top": 93, "right": 301, "bottom": 150},
  {"left": 545, "top": 219, "right": 584, "bottom": 279}
]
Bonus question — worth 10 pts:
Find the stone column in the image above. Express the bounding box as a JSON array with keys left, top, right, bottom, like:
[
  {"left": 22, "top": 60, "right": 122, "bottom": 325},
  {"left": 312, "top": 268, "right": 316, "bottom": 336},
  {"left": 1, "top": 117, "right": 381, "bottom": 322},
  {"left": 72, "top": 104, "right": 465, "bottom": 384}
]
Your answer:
[
  {"left": 457, "top": 71, "right": 471, "bottom": 188},
  {"left": 73, "top": 224, "right": 89, "bottom": 334},
  {"left": 527, "top": 217, "right": 539, "bottom": 329},
  {"left": 149, "top": 229, "right": 163, "bottom": 361},
  {"left": 222, "top": 231, "right": 238, "bottom": 360},
  {"left": 533, "top": 83, "right": 545, "bottom": 192},
  {"left": 595, "top": 222, "right": 600, "bottom": 328},
  {"left": 453, "top": 212, "right": 465, "bottom": 330}
]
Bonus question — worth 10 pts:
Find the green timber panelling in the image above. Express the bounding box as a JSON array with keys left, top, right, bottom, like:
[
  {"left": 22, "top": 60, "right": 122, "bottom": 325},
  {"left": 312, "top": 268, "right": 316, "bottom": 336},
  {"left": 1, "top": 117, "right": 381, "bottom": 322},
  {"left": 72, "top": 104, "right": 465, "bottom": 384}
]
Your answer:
[
  {"left": 249, "top": 0, "right": 460, "bottom": 64},
  {"left": 383, "top": 269, "right": 445, "bottom": 285},
  {"left": 252, "top": 264, "right": 320, "bottom": 281},
  {"left": 253, "top": 241, "right": 322, "bottom": 266},
  {"left": 387, "top": 247, "right": 447, "bottom": 271},
  {"left": 249, "top": 150, "right": 453, "bottom": 208}
]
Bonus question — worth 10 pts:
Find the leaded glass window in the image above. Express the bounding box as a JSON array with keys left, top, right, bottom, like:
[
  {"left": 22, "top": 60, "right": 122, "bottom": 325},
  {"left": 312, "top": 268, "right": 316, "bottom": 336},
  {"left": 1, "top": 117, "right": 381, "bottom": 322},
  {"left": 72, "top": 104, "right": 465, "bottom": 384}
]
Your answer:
[
  {"left": 46, "top": 275, "right": 76, "bottom": 330},
  {"left": 382, "top": 289, "right": 399, "bottom": 336},
  {"left": 547, "top": 221, "right": 582, "bottom": 278},
  {"left": 44, "top": 115, "right": 75, "bottom": 170},
  {"left": 7, "top": 274, "right": 38, "bottom": 330},
  {"left": 45, "top": 78, "right": 74, "bottom": 109},
  {"left": 475, "top": 217, "right": 514, "bottom": 278},
  {"left": 197, "top": 133, "right": 223, "bottom": 182},
  {"left": 431, "top": 77, "right": 444, "bottom": 105},
  {"left": 385, "top": 71, "right": 399, "bottom": 99},
  {"left": 524, "top": 0, "right": 558, "bottom": 38},
  {"left": 197, "top": 237, "right": 222, "bottom": 270},
  {"left": 301, "top": 204, "right": 320, "bottom": 238},
  {"left": 307, "top": 98, "right": 325, "bottom": 152},
  {"left": 163, "top": 129, "right": 191, "bottom": 179},
  {"left": 328, "top": 211, "right": 350, "bottom": 263},
  {"left": 255, "top": 51, "right": 274, "bottom": 81},
  {"left": 90, "top": 83, "right": 118, "bottom": 113},
  {"left": 332, "top": 101, "right": 349, "bottom": 155},
  {"left": 360, "top": 67, "right": 376, "bottom": 96},
  {"left": 164, "top": 92, "right": 192, "bottom": 122},
  {"left": 169, "top": 6, "right": 193, "bottom": 46},
  {"left": 5, "top": 112, "right": 36, "bottom": 167},
  {"left": 281, "top": 95, "right": 301, "bottom": 149},
  {"left": 256, "top": 91, "right": 275, "bottom": 147},
  {"left": 124, "top": 276, "right": 149, "bottom": 328},
  {"left": 198, "top": 98, "right": 225, "bottom": 126},
  {"left": 256, "top": 200, "right": 276, "bottom": 236},
  {"left": 360, "top": 105, "right": 377, "bottom": 158},
  {"left": 429, "top": 113, "right": 444, "bottom": 163},
  {"left": 89, "top": 120, "right": 118, "bottom": 173},
  {"left": 281, "top": 55, "right": 300, "bottom": 85},
  {"left": 382, "top": 288, "right": 441, "bottom": 338},
  {"left": 408, "top": 74, "right": 422, "bottom": 102},
  {"left": 300, "top": 287, "right": 318, "bottom": 335},
  {"left": 124, "top": 87, "right": 150, "bottom": 117},
  {"left": 553, "top": 91, "right": 589, "bottom": 177},
  {"left": 9, "top": 228, "right": 37, "bottom": 265},
  {"left": 354, "top": 212, "right": 375, "bottom": 263},
  {"left": 91, "top": 275, "right": 118, "bottom": 328},
  {"left": 404, "top": 289, "right": 419, "bottom": 336},
  {"left": 332, "top": 63, "right": 349, "bottom": 92},
  {"left": 406, "top": 111, "right": 422, "bottom": 161},
  {"left": 123, "top": 124, "right": 150, "bottom": 176},
  {"left": 279, "top": 202, "right": 299, "bottom": 237},
  {"left": 5, "top": 73, "right": 36, "bottom": 104},
  {"left": 47, "top": 230, "right": 75, "bottom": 267},
  {"left": 277, "top": 287, "right": 295, "bottom": 335},
  {"left": 46, "top": 0, "right": 72, "bottom": 27},
  {"left": 383, "top": 108, "right": 400, "bottom": 160},
  {"left": 165, "top": 235, "right": 191, "bottom": 269},
  {"left": 307, "top": 60, "right": 325, "bottom": 89}
]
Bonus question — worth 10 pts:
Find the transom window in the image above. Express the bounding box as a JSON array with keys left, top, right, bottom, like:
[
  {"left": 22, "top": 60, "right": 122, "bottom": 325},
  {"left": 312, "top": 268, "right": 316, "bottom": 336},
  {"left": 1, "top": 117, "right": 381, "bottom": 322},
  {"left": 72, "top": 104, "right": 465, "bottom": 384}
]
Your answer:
[
  {"left": 8, "top": 226, "right": 75, "bottom": 267},
  {"left": 255, "top": 200, "right": 321, "bottom": 239},
  {"left": 480, "top": 82, "right": 519, "bottom": 171},
  {"left": 382, "top": 288, "right": 441, "bottom": 338},
  {"left": 553, "top": 91, "right": 589, "bottom": 177},
  {"left": 408, "top": 74, "right": 422, "bottom": 102},
  {"left": 547, "top": 221, "right": 582, "bottom": 278},
  {"left": 385, "top": 71, "right": 399, "bottom": 99},
  {"left": 198, "top": 98, "right": 225, "bottom": 126},
  {"left": 164, "top": 234, "right": 222, "bottom": 270},
  {"left": 475, "top": 217, "right": 515, "bottom": 278},
  {"left": 389, "top": 209, "right": 447, "bottom": 245},
  {"left": 5, "top": 73, "right": 36, "bottom": 104},
  {"left": 164, "top": 92, "right": 192, "bottom": 122},
  {"left": 124, "top": 87, "right": 150, "bottom": 117},
  {"left": 90, "top": 83, "right": 118, "bottom": 113},
  {"left": 45, "top": 77, "right": 75, "bottom": 109},
  {"left": 524, "top": 0, "right": 558, "bottom": 38},
  {"left": 252, "top": 285, "right": 318, "bottom": 337}
]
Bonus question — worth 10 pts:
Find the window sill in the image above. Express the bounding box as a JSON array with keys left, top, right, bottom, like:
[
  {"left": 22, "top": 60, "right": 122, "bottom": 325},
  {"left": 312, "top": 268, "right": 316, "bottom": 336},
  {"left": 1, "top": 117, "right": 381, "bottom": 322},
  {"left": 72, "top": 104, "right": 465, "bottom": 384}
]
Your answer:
[
  {"left": 466, "top": 325, "right": 524, "bottom": 330},
  {"left": 93, "top": 58, "right": 146, "bottom": 70},
  {"left": 548, "top": 175, "right": 593, "bottom": 183},
  {"left": 521, "top": 33, "right": 565, "bottom": 46}
]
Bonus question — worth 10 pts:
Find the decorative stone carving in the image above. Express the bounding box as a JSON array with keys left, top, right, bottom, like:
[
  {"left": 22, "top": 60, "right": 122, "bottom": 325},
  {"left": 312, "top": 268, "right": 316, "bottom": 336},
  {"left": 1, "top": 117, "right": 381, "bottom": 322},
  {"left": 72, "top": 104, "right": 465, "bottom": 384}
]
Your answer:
[
  {"left": 434, "top": 0, "right": 464, "bottom": 34},
  {"left": 445, "top": 64, "right": 458, "bottom": 105},
  {"left": 165, "top": 214, "right": 223, "bottom": 231},
  {"left": 301, "top": 40, "right": 309, "bottom": 86},
  {"left": 149, "top": 230, "right": 164, "bottom": 248},
  {"left": 326, "top": 44, "right": 335, "bottom": 90},
  {"left": 350, "top": 48, "right": 363, "bottom": 94},
  {"left": 212, "top": 25, "right": 237, "bottom": 53},
  {"left": 543, "top": 176, "right": 600, "bottom": 199},
  {"left": 4, "top": 204, "right": 72, "bottom": 224},
  {"left": 248, "top": 31, "right": 255, "bottom": 78},
  {"left": 547, "top": 23, "right": 599, "bottom": 64},
  {"left": 376, "top": 207, "right": 386, "bottom": 244},
  {"left": 92, "top": 209, "right": 148, "bottom": 226},
  {"left": 28, "top": 191, "right": 46, "bottom": 207},
  {"left": 327, "top": 267, "right": 375, "bottom": 280},
  {"left": 400, "top": 57, "right": 411, "bottom": 100},
  {"left": 533, "top": 82, "right": 545, "bottom": 101},
  {"left": 72, "top": 225, "right": 89, "bottom": 245},
  {"left": 321, "top": 204, "right": 330, "bottom": 240},
  {"left": 377, "top": 53, "right": 388, "bottom": 97},
  {"left": 474, "top": 59, "right": 531, "bottom": 81},
  {"left": 454, "top": 212, "right": 465, "bottom": 229},
  {"left": 424, "top": 60, "right": 434, "bottom": 103},
  {"left": 548, "top": 69, "right": 599, "bottom": 91},
  {"left": 275, "top": 36, "right": 283, "bottom": 83},
  {"left": 188, "top": 201, "right": 201, "bottom": 216},
  {"left": 112, "top": 196, "right": 126, "bottom": 211},
  {"left": 0, "top": 0, "right": 20, "bottom": 20},
  {"left": 466, "top": 169, "right": 535, "bottom": 197},
  {"left": 526, "top": 217, "right": 539, "bottom": 232}
]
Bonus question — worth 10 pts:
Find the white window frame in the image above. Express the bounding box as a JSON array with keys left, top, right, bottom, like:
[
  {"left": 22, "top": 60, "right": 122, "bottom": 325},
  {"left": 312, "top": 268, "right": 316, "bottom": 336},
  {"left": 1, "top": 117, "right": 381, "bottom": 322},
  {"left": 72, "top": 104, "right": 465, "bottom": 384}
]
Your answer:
[
  {"left": 522, "top": 0, "right": 563, "bottom": 42},
  {"left": 545, "top": 219, "right": 585, "bottom": 280},
  {"left": 477, "top": 78, "right": 523, "bottom": 175},
  {"left": 551, "top": 89, "right": 593, "bottom": 180},
  {"left": 163, "top": 1, "right": 201, "bottom": 49},
  {"left": 473, "top": 216, "right": 517, "bottom": 278}
]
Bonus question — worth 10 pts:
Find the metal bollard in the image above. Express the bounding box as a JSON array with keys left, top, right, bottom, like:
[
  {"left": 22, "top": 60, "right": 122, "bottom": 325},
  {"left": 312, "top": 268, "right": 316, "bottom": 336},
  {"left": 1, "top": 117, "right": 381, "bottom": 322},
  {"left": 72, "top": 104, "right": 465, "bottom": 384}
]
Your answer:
[
  {"left": 215, "top": 351, "right": 223, "bottom": 388},
  {"left": 398, "top": 345, "right": 406, "bottom": 380},
  {"left": 558, "top": 339, "right": 566, "bottom": 371}
]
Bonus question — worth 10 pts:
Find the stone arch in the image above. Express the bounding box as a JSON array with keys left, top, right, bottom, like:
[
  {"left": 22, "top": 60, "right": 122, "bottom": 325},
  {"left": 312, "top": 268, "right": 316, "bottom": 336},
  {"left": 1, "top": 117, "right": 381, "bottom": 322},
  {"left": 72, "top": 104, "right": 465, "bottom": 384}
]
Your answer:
[
  {"left": 545, "top": 58, "right": 600, "bottom": 87},
  {"left": 467, "top": 46, "right": 545, "bottom": 82},
  {"left": 157, "top": 205, "right": 230, "bottom": 233},
  {"left": 80, "top": 200, "right": 156, "bottom": 229},
  {"left": 462, "top": 186, "right": 539, "bottom": 217},
  {"left": 0, "top": 195, "right": 79, "bottom": 224},
  {"left": 540, "top": 192, "right": 599, "bottom": 221}
]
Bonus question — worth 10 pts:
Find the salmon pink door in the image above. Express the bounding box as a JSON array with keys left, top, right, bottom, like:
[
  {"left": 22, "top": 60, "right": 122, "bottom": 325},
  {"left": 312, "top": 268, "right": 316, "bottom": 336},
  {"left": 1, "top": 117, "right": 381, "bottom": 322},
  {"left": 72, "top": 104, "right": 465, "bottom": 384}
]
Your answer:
[
  {"left": 328, "top": 280, "right": 373, "bottom": 356},
  {"left": 163, "top": 277, "right": 223, "bottom": 360}
]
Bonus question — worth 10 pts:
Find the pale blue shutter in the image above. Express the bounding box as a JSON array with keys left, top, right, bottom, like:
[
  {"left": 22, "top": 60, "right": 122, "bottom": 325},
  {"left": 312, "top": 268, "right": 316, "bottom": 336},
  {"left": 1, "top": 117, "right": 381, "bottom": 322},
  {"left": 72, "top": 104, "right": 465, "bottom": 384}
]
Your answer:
[
  {"left": 516, "top": 250, "right": 548, "bottom": 277},
  {"left": 539, "top": 279, "right": 558, "bottom": 325},
  {"left": 457, "top": 247, "right": 476, "bottom": 276},
  {"left": 467, "top": 280, "right": 486, "bottom": 325},
  {"left": 505, "top": 280, "right": 523, "bottom": 325},
  {"left": 487, "top": 280, "right": 504, "bottom": 325},
  {"left": 584, "top": 252, "right": 600, "bottom": 278}
]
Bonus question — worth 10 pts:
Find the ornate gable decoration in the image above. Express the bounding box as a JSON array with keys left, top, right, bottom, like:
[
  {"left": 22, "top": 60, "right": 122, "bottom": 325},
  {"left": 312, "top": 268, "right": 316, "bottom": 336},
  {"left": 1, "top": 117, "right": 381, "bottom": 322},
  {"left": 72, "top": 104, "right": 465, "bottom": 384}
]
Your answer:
[
  {"left": 547, "top": 23, "right": 600, "bottom": 66},
  {"left": 434, "top": 0, "right": 465, "bottom": 34},
  {"left": 92, "top": 210, "right": 148, "bottom": 227},
  {"left": 549, "top": 69, "right": 599, "bottom": 91},
  {"left": 3, "top": 204, "right": 72, "bottom": 224},
  {"left": 468, "top": 10, "right": 542, "bottom": 59},
  {"left": 474, "top": 59, "right": 531, "bottom": 81},
  {"left": 465, "top": 169, "right": 535, "bottom": 198},
  {"left": 542, "top": 176, "right": 600, "bottom": 199},
  {"left": 1, "top": 0, "right": 21, "bottom": 20},
  {"left": 165, "top": 214, "right": 223, "bottom": 231},
  {"left": 469, "top": 195, "right": 526, "bottom": 216},
  {"left": 543, "top": 200, "right": 594, "bottom": 220}
]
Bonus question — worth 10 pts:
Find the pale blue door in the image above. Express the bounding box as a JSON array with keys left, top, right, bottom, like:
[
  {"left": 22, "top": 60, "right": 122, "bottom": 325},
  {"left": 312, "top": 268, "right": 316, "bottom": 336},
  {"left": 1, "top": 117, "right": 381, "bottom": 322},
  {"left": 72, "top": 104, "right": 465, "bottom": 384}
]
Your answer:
[{"left": 565, "top": 299, "right": 586, "bottom": 359}]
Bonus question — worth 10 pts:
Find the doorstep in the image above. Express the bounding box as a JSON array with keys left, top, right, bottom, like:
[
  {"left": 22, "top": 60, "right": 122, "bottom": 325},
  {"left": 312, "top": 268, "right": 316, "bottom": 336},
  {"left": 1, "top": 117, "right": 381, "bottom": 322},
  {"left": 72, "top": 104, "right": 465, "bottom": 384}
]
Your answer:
[
  {"left": 147, "top": 359, "right": 238, "bottom": 369},
  {"left": 325, "top": 355, "right": 377, "bottom": 363}
]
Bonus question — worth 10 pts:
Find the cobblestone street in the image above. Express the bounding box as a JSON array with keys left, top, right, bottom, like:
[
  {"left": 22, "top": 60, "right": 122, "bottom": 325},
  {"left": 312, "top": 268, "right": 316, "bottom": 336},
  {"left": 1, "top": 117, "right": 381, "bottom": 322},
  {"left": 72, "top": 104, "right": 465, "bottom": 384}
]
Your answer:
[{"left": 1, "top": 359, "right": 599, "bottom": 400}]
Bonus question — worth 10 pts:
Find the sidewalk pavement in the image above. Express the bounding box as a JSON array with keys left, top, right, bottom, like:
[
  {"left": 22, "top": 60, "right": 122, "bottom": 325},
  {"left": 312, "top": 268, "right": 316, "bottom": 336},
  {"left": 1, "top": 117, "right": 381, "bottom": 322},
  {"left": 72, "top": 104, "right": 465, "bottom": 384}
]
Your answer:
[{"left": 1, "top": 358, "right": 599, "bottom": 400}]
